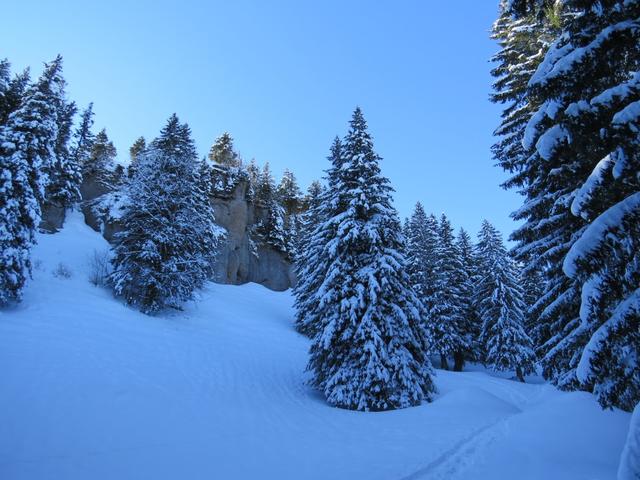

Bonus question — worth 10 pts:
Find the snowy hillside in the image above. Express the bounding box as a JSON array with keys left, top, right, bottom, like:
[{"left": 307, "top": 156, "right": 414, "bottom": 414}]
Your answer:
[{"left": 0, "top": 213, "right": 632, "bottom": 480}]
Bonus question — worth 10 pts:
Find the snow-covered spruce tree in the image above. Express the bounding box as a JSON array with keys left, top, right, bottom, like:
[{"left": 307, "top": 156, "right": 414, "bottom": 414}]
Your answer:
[
  {"left": 84, "top": 128, "right": 117, "bottom": 190},
  {"left": 455, "top": 227, "right": 482, "bottom": 368},
  {"left": 277, "top": 168, "right": 304, "bottom": 256},
  {"left": 71, "top": 104, "right": 96, "bottom": 171},
  {"left": 127, "top": 136, "right": 146, "bottom": 178},
  {"left": 0, "top": 60, "right": 30, "bottom": 125},
  {"left": 208, "top": 132, "right": 240, "bottom": 167},
  {"left": 109, "top": 114, "right": 221, "bottom": 314},
  {"left": 493, "top": 0, "right": 587, "bottom": 391},
  {"left": 293, "top": 139, "right": 341, "bottom": 337},
  {"left": 618, "top": 402, "right": 640, "bottom": 480},
  {"left": 0, "top": 57, "right": 61, "bottom": 304},
  {"left": 44, "top": 72, "right": 82, "bottom": 212},
  {"left": 490, "top": 0, "right": 558, "bottom": 190},
  {"left": 307, "top": 108, "right": 436, "bottom": 411},
  {"left": 515, "top": 0, "right": 640, "bottom": 410},
  {"left": 429, "top": 214, "right": 467, "bottom": 370},
  {"left": 475, "top": 220, "right": 536, "bottom": 382},
  {"left": 404, "top": 206, "right": 443, "bottom": 362},
  {"left": 254, "top": 162, "right": 289, "bottom": 256}
]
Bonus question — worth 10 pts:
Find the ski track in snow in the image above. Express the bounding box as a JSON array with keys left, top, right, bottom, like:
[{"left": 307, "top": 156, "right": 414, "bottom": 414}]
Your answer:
[{"left": 0, "top": 213, "right": 632, "bottom": 480}]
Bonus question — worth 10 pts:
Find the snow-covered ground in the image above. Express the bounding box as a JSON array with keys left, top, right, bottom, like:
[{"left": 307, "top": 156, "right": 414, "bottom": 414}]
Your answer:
[{"left": 0, "top": 212, "right": 632, "bottom": 479}]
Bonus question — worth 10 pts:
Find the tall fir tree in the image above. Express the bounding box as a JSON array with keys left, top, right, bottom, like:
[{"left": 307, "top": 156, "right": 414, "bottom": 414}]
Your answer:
[
  {"left": 429, "top": 214, "right": 467, "bottom": 370},
  {"left": 454, "top": 227, "right": 482, "bottom": 369},
  {"left": 44, "top": 66, "right": 81, "bottom": 211},
  {"left": 306, "top": 108, "right": 435, "bottom": 411},
  {"left": 0, "top": 57, "right": 61, "bottom": 304},
  {"left": 109, "top": 114, "right": 221, "bottom": 313},
  {"left": 71, "top": 104, "right": 95, "bottom": 171},
  {"left": 493, "top": 0, "right": 587, "bottom": 392},
  {"left": 475, "top": 221, "right": 536, "bottom": 382},
  {"left": 84, "top": 129, "right": 117, "bottom": 190},
  {"left": 208, "top": 132, "right": 240, "bottom": 167},
  {"left": 501, "top": 0, "right": 640, "bottom": 410},
  {"left": 530, "top": 0, "right": 640, "bottom": 411},
  {"left": 0, "top": 61, "right": 30, "bottom": 125},
  {"left": 127, "top": 136, "right": 146, "bottom": 178},
  {"left": 277, "top": 169, "right": 304, "bottom": 256},
  {"left": 293, "top": 139, "right": 342, "bottom": 337},
  {"left": 254, "top": 163, "right": 289, "bottom": 256}
]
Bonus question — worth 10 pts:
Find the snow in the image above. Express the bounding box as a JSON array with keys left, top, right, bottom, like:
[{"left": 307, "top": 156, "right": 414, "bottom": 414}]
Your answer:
[
  {"left": 0, "top": 211, "right": 632, "bottom": 479},
  {"left": 618, "top": 402, "right": 640, "bottom": 480},
  {"left": 564, "top": 192, "right": 640, "bottom": 278}
]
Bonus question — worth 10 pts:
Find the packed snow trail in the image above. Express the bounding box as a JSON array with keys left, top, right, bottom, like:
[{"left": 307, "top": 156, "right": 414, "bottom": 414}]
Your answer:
[{"left": 0, "top": 212, "right": 632, "bottom": 479}]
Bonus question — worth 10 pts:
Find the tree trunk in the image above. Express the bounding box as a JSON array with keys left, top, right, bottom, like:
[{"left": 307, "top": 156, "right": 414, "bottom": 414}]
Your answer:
[
  {"left": 440, "top": 354, "right": 449, "bottom": 370},
  {"left": 516, "top": 367, "right": 525, "bottom": 383},
  {"left": 453, "top": 352, "right": 465, "bottom": 372}
]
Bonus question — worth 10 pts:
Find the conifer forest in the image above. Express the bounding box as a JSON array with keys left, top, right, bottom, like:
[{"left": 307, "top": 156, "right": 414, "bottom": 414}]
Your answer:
[{"left": 1, "top": 1, "right": 639, "bottom": 478}]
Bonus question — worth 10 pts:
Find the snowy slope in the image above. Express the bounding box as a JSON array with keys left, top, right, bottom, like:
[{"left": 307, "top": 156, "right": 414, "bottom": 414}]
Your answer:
[{"left": 0, "top": 212, "right": 632, "bottom": 480}]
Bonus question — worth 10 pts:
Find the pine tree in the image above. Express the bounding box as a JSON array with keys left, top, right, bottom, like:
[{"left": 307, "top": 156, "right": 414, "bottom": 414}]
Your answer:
[
  {"left": 293, "top": 140, "right": 341, "bottom": 337},
  {"left": 475, "top": 221, "right": 536, "bottom": 381},
  {"left": 306, "top": 108, "right": 435, "bottom": 411},
  {"left": 127, "top": 136, "right": 146, "bottom": 178},
  {"left": 404, "top": 206, "right": 441, "bottom": 359},
  {"left": 428, "top": 214, "right": 467, "bottom": 370},
  {"left": 45, "top": 74, "right": 81, "bottom": 211},
  {"left": 490, "top": 0, "right": 558, "bottom": 190},
  {"left": 72, "top": 104, "right": 95, "bottom": 170},
  {"left": 0, "top": 61, "right": 30, "bottom": 125},
  {"left": 277, "top": 169, "right": 304, "bottom": 256},
  {"left": 494, "top": 0, "right": 587, "bottom": 392},
  {"left": 505, "top": 0, "right": 640, "bottom": 410},
  {"left": 0, "top": 57, "right": 61, "bottom": 304},
  {"left": 84, "top": 129, "right": 117, "bottom": 190},
  {"left": 208, "top": 132, "right": 240, "bottom": 167},
  {"left": 254, "top": 163, "right": 288, "bottom": 255},
  {"left": 455, "top": 227, "right": 482, "bottom": 369},
  {"left": 110, "top": 114, "right": 221, "bottom": 314},
  {"left": 538, "top": 0, "right": 640, "bottom": 411}
]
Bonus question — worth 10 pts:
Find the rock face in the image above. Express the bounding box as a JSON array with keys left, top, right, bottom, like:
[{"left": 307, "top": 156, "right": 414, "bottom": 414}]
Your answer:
[
  {"left": 78, "top": 173, "right": 295, "bottom": 292},
  {"left": 210, "top": 179, "right": 295, "bottom": 292}
]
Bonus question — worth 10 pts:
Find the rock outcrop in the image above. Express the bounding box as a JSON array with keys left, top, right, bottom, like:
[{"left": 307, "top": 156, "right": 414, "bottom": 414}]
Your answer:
[
  {"left": 77, "top": 171, "right": 295, "bottom": 292},
  {"left": 210, "top": 177, "right": 295, "bottom": 291}
]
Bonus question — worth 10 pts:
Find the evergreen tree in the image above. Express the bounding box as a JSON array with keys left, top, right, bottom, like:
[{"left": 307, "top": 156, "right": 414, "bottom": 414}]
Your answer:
[
  {"left": 277, "top": 169, "right": 304, "bottom": 256},
  {"left": 494, "top": 0, "right": 587, "bottom": 392},
  {"left": 45, "top": 74, "right": 81, "bottom": 211},
  {"left": 71, "top": 104, "right": 95, "bottom": 170},
  {"left": 404, "top": 207, "right": 441, "bottom": 354},
  {"left": 293, "top": 139, "right": 342, "bottom": 337},
  {"left": 127, "top": 136, "right": 146, "bottom": 178},
  {"left": 0, "top": 61, "right": 30, "bottom": 125},
  {"left": 429, "top": 214, "right": 467, "bottom": 370},
  {"left": 277, "top": 169, "right": 303, "bottom": 216},
  {"left": 306, "top": 108, "right": 435, "bottom": 411},
  {"left": 455, "top": 227, "right": 481, "bottom": 369},
  {"left": 490, "top": 0, "right": 558, "bottom": 190},
  {"left": 475, "top": 221, "right": 536, "bottom": 381},
  {"left": 84, "top": 129, "right": 117, "bottom": 189},
  {"left": 0, "top": 57, "right": 61, "bottom": 304},
  {"left": 208, "top": 132, "right": 240, "bottom": 167},
  {"left": 255, "top": 163, "right": 288, "bottom": 255},
  {"left": 507, "top": 0, "right": 640, "bottom": 409},
  {"left": 110, "top": 114, "right": 221, "bottom": 314}
]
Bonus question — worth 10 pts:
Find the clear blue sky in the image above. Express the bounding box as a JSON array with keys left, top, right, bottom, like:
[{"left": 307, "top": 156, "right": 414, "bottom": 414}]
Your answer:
[{"left": 2, "top": 0, "right": 520, "bottom": 239}]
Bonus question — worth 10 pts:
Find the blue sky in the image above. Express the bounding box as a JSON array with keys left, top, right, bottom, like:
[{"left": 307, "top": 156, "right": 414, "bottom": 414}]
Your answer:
[{"left": 2, "top": 0, "right": 520, "bottom": 239}]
